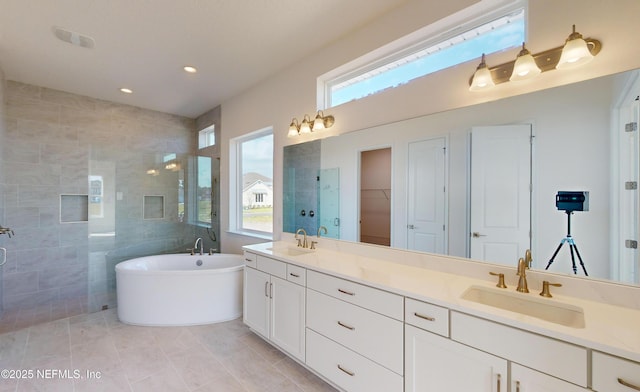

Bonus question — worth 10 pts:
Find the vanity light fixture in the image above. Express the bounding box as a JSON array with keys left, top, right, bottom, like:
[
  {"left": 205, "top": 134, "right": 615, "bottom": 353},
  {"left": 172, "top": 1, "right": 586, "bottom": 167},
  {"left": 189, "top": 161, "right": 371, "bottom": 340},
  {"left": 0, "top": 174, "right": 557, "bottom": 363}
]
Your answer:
[
  {"left": 469, "top": 53, "right": 495, "bottom": 91},
  {"left": 556, "top": 25, "right": 595, "bottom": 69},
  {"left": 288, "top": 118, "right": 301, "bottom": 137},
  {"left": 509, "top": 43, "right": 541, "bottom": 81},
  {"left": 165, "top": 162, "right": 179, "bottom": 171},
  {"left": 287, "top": 111, "right": 335, "bottom": 137},
  {"left": 469, "top": 25, "right": 601, "bottom": 91},
  {"left": 299, "top": 115, "right": 312, "bottom": 135}
]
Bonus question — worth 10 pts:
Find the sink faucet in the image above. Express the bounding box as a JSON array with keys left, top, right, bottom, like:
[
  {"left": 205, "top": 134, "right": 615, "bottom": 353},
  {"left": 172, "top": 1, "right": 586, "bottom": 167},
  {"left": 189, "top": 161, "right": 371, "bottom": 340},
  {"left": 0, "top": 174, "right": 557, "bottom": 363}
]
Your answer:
[
  {"left": 524, "top": 249, "right": 532, "bottom": 268},
  {"left": 194, "top": 237, "right": 203, "bottom": 255},
  {"left": 516, "top": 257, "right": 529, "bottom": 293},
  {"left": 317, "top": 226, "right": 328, "bottom": 237},
  {"left": 295, "top": 228, "right": 308, "bottom": 248}
]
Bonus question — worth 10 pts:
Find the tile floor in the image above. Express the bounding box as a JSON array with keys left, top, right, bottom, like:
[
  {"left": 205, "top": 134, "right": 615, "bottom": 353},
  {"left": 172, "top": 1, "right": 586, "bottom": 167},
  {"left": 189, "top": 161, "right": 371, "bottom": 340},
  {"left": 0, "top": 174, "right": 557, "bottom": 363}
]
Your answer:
[
  {"left": 0, "top": 309, "right": 338, "bottom": 392},
  {"left": 0, "top": 298, "right": 88, "bottom": 335}
]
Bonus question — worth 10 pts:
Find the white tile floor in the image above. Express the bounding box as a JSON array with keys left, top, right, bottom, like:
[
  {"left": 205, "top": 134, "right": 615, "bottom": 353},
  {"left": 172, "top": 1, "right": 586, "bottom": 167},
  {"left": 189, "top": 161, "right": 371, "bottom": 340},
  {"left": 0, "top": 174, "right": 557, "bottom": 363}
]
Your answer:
[{"left": 0, "top": 310, "right": 338, "bottom": 392}]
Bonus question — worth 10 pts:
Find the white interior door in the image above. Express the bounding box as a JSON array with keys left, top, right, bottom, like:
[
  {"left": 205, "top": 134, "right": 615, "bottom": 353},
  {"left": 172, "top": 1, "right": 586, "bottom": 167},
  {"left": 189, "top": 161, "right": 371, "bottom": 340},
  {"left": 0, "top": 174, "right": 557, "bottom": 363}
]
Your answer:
[
  {"left": 470, "top": 125, "right": 532, "bottom": 265},
  {"left": 618, "top": 96, "right": 639, "bottom": 283},
  {"left": 407, "top": 138, "right": 447, "bottom": 253}
]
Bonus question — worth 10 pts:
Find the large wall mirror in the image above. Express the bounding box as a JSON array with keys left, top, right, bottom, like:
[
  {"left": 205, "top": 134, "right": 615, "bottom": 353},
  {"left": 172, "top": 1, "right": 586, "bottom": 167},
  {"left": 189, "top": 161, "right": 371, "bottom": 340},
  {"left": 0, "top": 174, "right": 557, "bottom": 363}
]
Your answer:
[{"left": 283, "top": 68, "right": 640, "bottom": 286}]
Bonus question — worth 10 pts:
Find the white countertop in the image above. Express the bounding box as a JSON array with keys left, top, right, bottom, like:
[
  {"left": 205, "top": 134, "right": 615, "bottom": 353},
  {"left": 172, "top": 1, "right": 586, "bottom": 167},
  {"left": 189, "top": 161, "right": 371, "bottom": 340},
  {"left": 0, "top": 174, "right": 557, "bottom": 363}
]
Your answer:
[{"left": 244, "top": 240, "right": 640, "bottom": 363}]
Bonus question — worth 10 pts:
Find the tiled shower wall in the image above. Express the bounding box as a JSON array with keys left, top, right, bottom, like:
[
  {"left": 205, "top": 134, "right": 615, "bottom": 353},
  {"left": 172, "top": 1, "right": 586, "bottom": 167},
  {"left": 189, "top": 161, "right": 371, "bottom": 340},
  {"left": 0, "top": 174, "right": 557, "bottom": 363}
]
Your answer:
[
  {"left": 1, "top": 81, "right": 197, "bottom": 317},
  {"left": 283, "top": 140, "right": 320, "bottom": 235}
]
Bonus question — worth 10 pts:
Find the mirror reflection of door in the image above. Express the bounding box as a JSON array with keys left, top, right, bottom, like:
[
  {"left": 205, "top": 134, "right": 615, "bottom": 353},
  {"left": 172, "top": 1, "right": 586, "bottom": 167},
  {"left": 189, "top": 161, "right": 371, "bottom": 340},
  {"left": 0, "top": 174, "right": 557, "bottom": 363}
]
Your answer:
[
  {"left": 470, "top": 125, "right": 532, "bottom": 265},
  {"left": 360, "top": 148, "right": 391, "bottom": 246},
  {"left": 616, "top": 81, "right": 639, "bottom": 283},
  {"left": 407, "top": 138, "right": 447, "bottom": 253}
]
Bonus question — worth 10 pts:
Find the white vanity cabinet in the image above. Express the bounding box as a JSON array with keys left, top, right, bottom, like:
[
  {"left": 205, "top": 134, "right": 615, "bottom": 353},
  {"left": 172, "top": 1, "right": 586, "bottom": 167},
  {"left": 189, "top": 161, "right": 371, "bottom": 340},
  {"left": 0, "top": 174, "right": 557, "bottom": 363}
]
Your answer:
[
  {"left": 305, "top": 270, "right": 404, "bottom": 392},
  {"left": 405, "top": 324, "right": 507, "bottom": 392},
  {"left": 510, "top": 363, "right": 589, "bottom": 391},
  {"left": 243, "top": 244, "right": 640, "bottom": 392},
  {"left": 243, "top": 252, "right": 306, "bottom": 361},
  {"left": 592, "top": 352, "right": 640, "bottom": 392},
  {"left": 451, "top": 312, "right": 588, "bottom": 388}
]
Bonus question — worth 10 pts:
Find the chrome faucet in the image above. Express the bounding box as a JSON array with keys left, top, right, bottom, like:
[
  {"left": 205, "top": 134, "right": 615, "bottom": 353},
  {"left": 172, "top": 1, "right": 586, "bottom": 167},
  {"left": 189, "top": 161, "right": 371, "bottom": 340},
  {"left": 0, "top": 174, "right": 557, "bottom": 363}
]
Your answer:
[
  {"left": 516, "top": 257, "right": 529, "bottom": 293},
  {"left": 295, "top": 228, "right": 308, "bottom": 248},
  {"left": 194, "top": 237, "right": 203, "bottom": 255}
]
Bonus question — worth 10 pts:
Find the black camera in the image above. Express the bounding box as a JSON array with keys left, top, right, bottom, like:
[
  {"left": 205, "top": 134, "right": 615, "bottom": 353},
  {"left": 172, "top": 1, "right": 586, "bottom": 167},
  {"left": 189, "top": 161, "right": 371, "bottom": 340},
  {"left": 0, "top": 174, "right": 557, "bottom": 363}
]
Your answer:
[{"left": 555, "top": 191, "right": 589, "bottom": 212}]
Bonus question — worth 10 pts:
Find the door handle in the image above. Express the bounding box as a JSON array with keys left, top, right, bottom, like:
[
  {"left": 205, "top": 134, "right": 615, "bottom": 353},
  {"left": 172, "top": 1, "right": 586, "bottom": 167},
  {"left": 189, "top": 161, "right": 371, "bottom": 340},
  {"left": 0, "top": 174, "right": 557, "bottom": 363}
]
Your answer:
[{"left": 472, "top": 232, "right": 487, "bottom": 238}]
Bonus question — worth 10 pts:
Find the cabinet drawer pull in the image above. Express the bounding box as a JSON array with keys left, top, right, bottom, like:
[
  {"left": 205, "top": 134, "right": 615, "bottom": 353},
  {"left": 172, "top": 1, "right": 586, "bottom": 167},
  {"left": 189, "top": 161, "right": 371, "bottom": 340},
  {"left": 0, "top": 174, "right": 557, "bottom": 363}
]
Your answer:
[
  {"left": 496, "top": 374, "right": 501, "bottom": 392},
  {"left": 264, "top": 282, "right": 269, "bottom": 297},
  {"left": 245, "top": 258, "right": 252, "bottom": 262},
  {"left": 338, "top": 288, "right": 355, "bottom": 296},
  {"left": 337, "top": 364, "right": 355, "bottom": 377},
  {"left": 269, "top": 283, "right": 273, "bottom": 299},
  {"left": 337, "top": 321, "right": 355, "bottom": 330},
  {"left": 413, "top": 312, "right": 436, "bottom": 322},
  {"left": 289, "top": 272, "right": 300, "bottom": 278},
  {"left": 515, "top": 380, "right": 520, "bottom": 392},
  {"left": 619, "top": 378, "right": 640, "bottom": 391}
]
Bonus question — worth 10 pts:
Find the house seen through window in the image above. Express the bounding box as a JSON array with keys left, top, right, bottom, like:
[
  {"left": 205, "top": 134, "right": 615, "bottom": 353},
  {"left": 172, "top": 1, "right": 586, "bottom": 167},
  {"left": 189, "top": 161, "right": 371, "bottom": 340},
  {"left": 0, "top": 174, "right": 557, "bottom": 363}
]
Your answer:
[{"left": 237, "top": 130, "right": 273, "bottom": 234}]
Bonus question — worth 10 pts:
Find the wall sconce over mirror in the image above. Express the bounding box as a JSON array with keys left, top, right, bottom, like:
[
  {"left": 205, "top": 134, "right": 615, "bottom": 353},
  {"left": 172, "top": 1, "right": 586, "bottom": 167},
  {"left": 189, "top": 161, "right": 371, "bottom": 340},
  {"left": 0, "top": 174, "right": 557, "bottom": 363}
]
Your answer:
[
  {"left": 288, "top": 110, "right": 335, "bottom": 137},
  {"left": 469, "top": 25, "right": 602, "bottom": 91}
]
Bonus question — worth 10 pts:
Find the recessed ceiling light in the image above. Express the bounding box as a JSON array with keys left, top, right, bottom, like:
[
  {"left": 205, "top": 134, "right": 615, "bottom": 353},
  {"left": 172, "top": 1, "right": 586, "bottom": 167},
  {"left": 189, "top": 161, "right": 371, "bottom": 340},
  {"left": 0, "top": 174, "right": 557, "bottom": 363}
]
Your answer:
[
  {"left": 183, "top": 66, "right": 197, "bottom": 73},
  {"left": 120, "top": 88, "right": 133, "bottom": 94}
]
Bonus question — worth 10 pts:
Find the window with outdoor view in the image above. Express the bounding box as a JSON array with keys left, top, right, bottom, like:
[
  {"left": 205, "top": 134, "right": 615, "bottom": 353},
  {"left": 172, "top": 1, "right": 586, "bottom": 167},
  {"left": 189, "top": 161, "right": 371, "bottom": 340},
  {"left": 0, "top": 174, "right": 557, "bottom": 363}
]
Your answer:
[{"left": 231, "top": 128, "right": 274, "bottom": 235}]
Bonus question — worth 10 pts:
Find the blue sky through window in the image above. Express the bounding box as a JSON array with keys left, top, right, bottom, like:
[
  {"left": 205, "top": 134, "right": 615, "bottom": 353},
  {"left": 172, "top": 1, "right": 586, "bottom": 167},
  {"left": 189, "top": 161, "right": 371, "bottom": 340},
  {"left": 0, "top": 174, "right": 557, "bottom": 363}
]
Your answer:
[
  {"left": 242, "top": 133, "right": 274, "bottom": 180},
  {"left": 330, "top": 15, "right": 525, "bottom": 107}
]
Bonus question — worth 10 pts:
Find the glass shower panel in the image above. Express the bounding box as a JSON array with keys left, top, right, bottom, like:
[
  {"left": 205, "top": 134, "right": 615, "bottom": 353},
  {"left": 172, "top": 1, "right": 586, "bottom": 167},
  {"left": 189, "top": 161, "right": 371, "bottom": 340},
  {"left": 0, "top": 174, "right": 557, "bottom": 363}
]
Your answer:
[
  {"left": 319, "top": 168, "right": 340, "bottom": 239},
  {"left": 87, "top": 152, "right": 220, "bottom": 313}
]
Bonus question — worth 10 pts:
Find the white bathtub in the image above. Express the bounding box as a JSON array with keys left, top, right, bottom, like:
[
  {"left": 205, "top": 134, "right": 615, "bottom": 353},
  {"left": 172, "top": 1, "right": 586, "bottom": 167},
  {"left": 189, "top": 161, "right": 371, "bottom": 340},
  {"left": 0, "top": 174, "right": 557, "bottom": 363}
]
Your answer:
[{"left": 115, "top": 253, "right": 244, "bottom": 326}]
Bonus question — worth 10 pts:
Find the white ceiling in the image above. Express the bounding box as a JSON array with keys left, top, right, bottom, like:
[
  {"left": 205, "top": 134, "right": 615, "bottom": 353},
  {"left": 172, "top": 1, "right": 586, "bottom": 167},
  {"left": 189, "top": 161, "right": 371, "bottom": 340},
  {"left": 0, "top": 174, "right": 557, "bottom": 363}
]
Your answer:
[{"left": 0, "top": 0, "right": 409, "bottom": 118}]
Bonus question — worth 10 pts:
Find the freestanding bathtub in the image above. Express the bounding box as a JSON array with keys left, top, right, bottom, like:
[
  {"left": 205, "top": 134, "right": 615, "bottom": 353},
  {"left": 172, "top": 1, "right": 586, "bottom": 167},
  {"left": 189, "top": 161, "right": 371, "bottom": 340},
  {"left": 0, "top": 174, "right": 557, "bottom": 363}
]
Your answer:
[{"left": 115, "top": 253, "right": 244, "bottom": 326}]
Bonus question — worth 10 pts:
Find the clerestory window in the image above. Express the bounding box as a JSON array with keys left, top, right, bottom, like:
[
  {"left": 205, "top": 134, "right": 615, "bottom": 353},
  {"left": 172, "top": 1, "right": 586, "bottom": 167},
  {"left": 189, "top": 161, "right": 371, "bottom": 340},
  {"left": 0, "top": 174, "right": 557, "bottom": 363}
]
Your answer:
[{"left": 320, "top": 1, "right": 526, "bottom": 108}]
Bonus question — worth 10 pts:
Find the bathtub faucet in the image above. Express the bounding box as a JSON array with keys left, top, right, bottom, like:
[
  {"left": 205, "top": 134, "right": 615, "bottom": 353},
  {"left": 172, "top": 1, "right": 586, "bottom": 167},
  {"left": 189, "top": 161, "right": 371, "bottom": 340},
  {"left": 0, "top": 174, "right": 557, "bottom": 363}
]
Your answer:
[
  {"left": 188, "top": 238, "right": 204, "bottom": 255},
  {"left": 195, "top": 238, "right": 203, "bottom": 255}
]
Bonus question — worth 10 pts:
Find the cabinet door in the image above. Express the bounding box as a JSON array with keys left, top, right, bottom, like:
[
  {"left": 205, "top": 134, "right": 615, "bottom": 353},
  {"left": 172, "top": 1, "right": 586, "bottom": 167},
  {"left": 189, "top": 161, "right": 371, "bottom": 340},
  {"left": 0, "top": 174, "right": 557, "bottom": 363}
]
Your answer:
[
  {"left": 592, "top": 352, "right": 640, "bottom": 392},
  {"left": 243, "top": 267, "right": 270, "bottom": 338},
  {"left": 270, "top": 276, "right": 306, "bottom": 361},
  {"left": 511, "top": 364, "right": 589, "bottom": 391},
  {"left": 405, "top": 324, "right": 507, "bottom": 392}
]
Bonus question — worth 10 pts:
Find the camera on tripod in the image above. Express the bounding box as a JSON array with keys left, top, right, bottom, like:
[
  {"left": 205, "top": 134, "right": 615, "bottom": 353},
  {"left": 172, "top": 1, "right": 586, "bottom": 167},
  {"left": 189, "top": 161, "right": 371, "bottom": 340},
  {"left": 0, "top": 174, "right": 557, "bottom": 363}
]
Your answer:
[
  {"left": 546, "top": 191, "right": 589, "bottom": 275},
  {"left": 555, "top": 191, "right": 589, "bottom": 213}
]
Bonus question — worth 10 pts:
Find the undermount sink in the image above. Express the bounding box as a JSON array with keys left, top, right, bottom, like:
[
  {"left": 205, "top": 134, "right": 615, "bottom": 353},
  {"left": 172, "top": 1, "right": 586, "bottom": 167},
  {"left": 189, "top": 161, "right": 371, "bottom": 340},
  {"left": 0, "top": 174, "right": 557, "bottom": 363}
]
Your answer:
[
  {"left": 461, "top": 285, "right": 585, "bottom": 328},
  {"left": 266, "top": 246, "right": 315, "bottom": 257}
]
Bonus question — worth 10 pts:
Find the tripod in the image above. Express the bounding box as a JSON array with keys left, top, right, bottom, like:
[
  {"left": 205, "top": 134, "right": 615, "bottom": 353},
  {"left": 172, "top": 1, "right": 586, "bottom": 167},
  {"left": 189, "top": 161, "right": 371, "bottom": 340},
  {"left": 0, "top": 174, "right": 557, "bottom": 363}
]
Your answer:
[{"left": 545, "top": 211, "right": 588, "bottom": 275}]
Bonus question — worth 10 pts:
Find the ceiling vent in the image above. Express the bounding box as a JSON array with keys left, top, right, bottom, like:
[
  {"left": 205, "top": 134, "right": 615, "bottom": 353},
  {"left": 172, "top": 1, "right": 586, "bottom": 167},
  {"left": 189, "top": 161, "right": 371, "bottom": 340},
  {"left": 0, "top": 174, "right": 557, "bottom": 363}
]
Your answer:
[{"left": 52, "top": 26, "right": 95, "bottom": 49}]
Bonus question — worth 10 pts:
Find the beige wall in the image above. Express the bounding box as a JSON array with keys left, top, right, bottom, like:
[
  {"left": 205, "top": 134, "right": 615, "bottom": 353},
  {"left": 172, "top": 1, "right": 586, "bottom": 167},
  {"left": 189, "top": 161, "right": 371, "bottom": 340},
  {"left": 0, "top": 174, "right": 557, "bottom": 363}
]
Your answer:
[{"left": 219, "top": 0, "right": 640, "bottom": 253}]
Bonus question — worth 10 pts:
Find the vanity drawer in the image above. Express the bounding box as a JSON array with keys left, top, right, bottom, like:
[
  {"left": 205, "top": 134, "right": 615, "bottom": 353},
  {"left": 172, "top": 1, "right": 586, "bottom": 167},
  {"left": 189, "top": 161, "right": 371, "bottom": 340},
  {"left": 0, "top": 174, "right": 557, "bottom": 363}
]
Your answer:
[
  {"left": 306, "top": 329, "right": 403, "bottom": 392},
  {"left": 592, "top": 352, "right": 640, "bottom": 392},
  {"left": 306, "top": 270, "right": 403, "bottom": 320},
  {"left": 256, "top": 255, "right": 286, "bottom": 279},
  {"left": 306, "top": 289, "right": 403, "bottom": 375},
  {"left": 405, "top": 298, "right": 449, "bottom": 337},
  {"left": 451, "top": 312, "right": 587, "bottom": 387},
  {"left": 286, "top": 264, "right": 306, "bottom": 286},
  {"left": 243, "top": 251, "right": 257, "bottom": 269}
]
